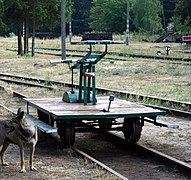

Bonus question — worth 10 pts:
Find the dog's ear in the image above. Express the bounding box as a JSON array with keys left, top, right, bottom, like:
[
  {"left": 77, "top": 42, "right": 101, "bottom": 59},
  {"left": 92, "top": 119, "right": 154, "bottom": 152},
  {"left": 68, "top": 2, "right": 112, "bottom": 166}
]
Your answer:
[
  {"left": 12, "top": 109, "right": 24, "bottom": 124},
  {"left": 17, "top": 108, "right": 22, "bottom": 115},
  {"left": 17, "top": 111, "right": 24, "bottom": 120}
]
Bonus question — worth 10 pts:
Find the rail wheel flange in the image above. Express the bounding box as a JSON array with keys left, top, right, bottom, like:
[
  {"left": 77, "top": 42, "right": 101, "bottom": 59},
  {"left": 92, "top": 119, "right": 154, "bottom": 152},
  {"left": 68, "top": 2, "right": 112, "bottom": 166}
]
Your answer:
[{"left": 122, "top": 118, "right": 142, "bottom": 144}]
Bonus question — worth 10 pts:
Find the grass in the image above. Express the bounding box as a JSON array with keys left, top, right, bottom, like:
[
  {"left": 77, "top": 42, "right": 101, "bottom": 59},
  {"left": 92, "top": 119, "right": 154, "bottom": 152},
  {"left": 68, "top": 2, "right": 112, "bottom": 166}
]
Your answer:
[{"left": 0, "top": 37, "right": 191, "bottom": 102}]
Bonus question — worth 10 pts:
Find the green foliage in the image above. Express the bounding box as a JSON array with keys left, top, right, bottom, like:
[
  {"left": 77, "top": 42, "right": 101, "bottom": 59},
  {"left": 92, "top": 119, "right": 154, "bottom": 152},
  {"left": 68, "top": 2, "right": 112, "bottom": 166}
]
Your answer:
[
  {"left": 0, "top": 0, "right": 7, "bottom": 31},
  {"left": 0, "top": 0, "right": 179, "bottom": 36},
  {"left": 172, "top": 0, "right": 191, "bottom": 33},
  {"left": 131, "top": 0, "right": 163, "bottom": 34},
  {"left": 45, "top": 80, "right": 53, "bottom": 86},
  {"left": 26, "top": 52, "right": 32, "bottom": 57},
  {"left": 0, "top": 0, "right": 3, "bottom": 17},
  {"left": 36, "top": 0, "right": 61, "bottom": 30},
  {"left": 72, "top": 0, "right": 92, "bottom": 35},
  {"left": 162, "top": 0, "right": 178, "bottom": 28},
  {"left": 89, "top": 0, "right": 127, "bottom": 34},
  {"left": 1, "top": 0, "right": 71, "bottom": 33},
  {"left": 89, "top": 0, "right": 163, "bottom": 34},
  {"left": 36, "top": 0, "right": 71, "bottom": 30}
]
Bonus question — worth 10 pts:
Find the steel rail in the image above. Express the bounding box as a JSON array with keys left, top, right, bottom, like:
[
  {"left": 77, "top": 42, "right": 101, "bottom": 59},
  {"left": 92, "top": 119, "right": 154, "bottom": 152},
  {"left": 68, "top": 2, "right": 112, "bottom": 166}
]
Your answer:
[
  {"left": 107, "top": 132, "right": 191, "bottom": 173},
  {"left": 6, "top": 48, "right": 191, "bottom": 63},
  {"left": 0, "top": 102, "right": 128, "bottom": 180},
  {"left": 143, "top": 103, "right": 191, "bottom": 118},
  {"left": 0, "top": 77, "right": 55, "bottom": 90},
  {"left": 72, "top": 147, "right": 128, "bottom": 180},
  {"left": 0, "top": 73, "right": 190, "bottom": 117},
  {"left": 1, "top": 84, "right": 191, "bottom": 175},
  {"left": 32, "top": 51, "right": 191, "bottom": 65},
  {"left": 137, "top": 143, "right": 191, "bottom": 172},
  {"left": 0, "top": 85, "right": 27, "bottom": 99},
  {"left": 35, "top": 47, "right": 191, "bottom": 62}
]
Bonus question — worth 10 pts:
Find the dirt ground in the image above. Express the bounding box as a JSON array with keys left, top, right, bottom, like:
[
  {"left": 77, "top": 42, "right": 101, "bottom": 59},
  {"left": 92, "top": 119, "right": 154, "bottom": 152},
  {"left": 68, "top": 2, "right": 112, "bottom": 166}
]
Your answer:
[
  {"left": 0, "top": 85, "right": 191, "bottom": 179},
  {"left": 140, "top": 115, "right": 191, "bottom": 164},
  {"left": 0, "top": 109, "right": 191, "bottom": 180},
  {"left": 0, "top": 116, "right": 119, "bottom": 180}
]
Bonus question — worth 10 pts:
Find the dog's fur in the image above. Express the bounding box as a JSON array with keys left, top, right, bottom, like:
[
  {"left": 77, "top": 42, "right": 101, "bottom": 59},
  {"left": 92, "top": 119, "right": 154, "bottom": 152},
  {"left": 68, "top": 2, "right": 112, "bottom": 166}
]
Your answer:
[{"left": 0, "top": 108, "right": 38, "bottom": 173}]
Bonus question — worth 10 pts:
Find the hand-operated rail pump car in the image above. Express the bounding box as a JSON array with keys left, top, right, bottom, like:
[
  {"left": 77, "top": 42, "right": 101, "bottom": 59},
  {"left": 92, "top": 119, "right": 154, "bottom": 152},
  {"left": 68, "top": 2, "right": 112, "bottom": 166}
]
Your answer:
[{"left": 24, "top": 37, "right": 178, "bottom": 147}]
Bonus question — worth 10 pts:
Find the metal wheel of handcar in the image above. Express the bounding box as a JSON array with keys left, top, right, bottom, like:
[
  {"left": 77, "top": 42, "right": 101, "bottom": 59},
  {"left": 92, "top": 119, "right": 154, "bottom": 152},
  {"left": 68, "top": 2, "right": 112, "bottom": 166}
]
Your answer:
[
  {"left": 57, "top": 121, "right": 75, "bottom": 147},
  {"left": 122, "top": 118, "right": 142, "bottom": 144},
  {"left": 98, "top": 119, "right": 113, "bottom": 130}
]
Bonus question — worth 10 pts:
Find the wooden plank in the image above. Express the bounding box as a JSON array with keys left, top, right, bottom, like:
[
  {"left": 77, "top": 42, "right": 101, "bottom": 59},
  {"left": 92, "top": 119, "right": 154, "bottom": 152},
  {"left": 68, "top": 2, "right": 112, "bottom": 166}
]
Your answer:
[
  {"left": 25, "top": 114, "right": 57, "bottom": 133},
  {"left": 82, "top": 33, "right": 113, "bottom": 41},
  {"left": 25, "top": 96, "right": 165, "bottom": 119}
]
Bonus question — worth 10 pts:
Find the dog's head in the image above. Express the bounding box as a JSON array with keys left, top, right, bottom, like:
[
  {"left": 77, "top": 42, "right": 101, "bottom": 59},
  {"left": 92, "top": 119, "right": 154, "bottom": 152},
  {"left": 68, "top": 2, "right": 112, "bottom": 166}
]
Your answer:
[
  {"left": 6, "top": 108, "right": 37, "bottom": 142},
  {"left": 12, "top": 108, "right": 35, "bottom": 129},
  {"left": 12, "top": 108, "right": 25, "bottom": 125},
  {"left": 4, "top": 108, "right": 24, "bottom": 133}
]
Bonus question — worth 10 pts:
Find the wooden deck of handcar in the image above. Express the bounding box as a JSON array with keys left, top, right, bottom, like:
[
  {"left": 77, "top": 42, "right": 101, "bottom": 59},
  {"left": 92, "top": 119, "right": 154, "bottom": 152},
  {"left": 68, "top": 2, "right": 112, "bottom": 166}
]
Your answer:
[
  {"left": 25, "top": 96, "right": 165, "bottom": 120},
  {"left": 24, "top": 96, "right": 169, "bottom": 146}
]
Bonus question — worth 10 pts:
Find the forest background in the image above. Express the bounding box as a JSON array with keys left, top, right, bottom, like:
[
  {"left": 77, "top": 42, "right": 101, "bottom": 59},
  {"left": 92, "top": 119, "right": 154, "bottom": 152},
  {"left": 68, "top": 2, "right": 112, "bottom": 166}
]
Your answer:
[
  {"left": 0, "top": 0, "right": 190, "bottom": 55},
  {"left": 0, "top": 0, "right": 190, "bottom": 36}
]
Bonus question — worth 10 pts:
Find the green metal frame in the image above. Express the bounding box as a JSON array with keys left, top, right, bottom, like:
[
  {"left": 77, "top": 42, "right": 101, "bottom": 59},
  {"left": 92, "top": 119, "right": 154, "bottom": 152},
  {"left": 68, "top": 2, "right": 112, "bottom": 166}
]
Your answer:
[{"left": 65, "top": 40, "right": 111, "bottom": 105}]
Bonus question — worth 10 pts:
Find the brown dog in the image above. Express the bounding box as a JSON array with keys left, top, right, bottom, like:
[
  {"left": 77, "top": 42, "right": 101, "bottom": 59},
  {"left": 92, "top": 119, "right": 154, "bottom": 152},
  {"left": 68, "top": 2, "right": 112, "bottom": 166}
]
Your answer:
[{"left": 0, "top": 108, "right": 38, "bottom": 173}]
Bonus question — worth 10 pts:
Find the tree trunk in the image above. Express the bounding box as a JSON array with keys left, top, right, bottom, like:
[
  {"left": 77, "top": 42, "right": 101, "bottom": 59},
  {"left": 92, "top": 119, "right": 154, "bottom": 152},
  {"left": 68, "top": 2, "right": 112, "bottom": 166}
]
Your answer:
[
  {"left": 24, "top": 12, "right": 29, "bottom": 55},
  {"left": 61, "top": 0, "right": 66, "bottom": 59},
  {"left": 17, "top": 15, "right": 23, "bottom": 55},
  {"left": 32, "top": 0, "right": 36, "bottom": 56}
]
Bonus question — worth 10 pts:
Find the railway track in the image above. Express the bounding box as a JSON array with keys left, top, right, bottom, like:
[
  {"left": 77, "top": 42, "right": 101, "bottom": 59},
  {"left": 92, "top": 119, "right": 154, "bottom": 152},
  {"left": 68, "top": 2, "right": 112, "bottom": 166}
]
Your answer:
[
  {"left": 36, "top": 47, "right": 191, "bottom": 62},
  {"left": 0, "top": 72, "right": 191, "bottom": 118},
  {"left": 0, "top": 88, "right": 191, "bottom": 179},
  {"left": 75, "top": 132, "right": 191, "bottom": 179},
  {"left": 6, "top": 47, "right": 191, "bottom": 64}
]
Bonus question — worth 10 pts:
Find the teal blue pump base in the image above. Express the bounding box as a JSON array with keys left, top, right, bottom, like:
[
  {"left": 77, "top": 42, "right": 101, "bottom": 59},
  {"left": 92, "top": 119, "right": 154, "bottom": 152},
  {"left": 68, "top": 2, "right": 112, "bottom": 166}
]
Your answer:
[{"left": 62, "top": 90, "right": 96, "bottom": 103}]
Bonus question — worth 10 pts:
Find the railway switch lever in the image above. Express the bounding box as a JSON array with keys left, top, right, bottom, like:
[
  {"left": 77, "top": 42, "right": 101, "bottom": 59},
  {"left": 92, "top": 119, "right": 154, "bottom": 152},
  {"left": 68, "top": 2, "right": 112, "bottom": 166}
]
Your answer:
[
  {"left": 101, "top": 95, "right": 115, "bottom": 112},
  {"left": 166, "top": 46, "right": 171, "bottom": 56},
  {"left": 108, "top": 95, "right": 114, "bottom": 112}
]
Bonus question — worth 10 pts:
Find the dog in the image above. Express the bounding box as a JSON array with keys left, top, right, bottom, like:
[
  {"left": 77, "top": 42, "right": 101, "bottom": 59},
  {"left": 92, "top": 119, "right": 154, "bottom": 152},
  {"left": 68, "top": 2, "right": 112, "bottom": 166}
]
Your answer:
[{"left": 0, "top": 108, "right": 38, "bottom": 173}]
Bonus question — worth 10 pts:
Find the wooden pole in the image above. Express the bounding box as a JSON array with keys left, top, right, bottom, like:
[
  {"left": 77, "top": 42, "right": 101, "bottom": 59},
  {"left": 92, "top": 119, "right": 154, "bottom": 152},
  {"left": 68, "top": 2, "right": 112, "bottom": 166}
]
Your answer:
[
  {"left": 61, "top": 0, "right": 66, "bottom": 59},
  {"left": 69, "top": 0, "right": 72, "bottom": 44},
  {"left": 125, "top": 0, "right": 130, "bottom": 45},
  {"left": 32, "top": 0, "right": 36, "bottom": 56},
  {"left": 161, "top": 0, "right": 166, "bottom": 32}
]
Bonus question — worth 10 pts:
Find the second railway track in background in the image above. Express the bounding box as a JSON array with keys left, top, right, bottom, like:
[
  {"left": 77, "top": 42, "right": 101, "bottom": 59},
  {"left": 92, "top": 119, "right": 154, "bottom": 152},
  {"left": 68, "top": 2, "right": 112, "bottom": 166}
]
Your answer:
[
  {"left": 6, "top": 47, "right": 191, "bottom": 65},
  {"left": 35, "top": 47, "right": 191, "bottom": 62},
  {"left": 0, "top": 85, "right": 191, "bottom": 179},
  {"left": 0, "top": 72, "right": 190, "bottom": 119}
]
